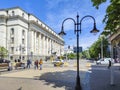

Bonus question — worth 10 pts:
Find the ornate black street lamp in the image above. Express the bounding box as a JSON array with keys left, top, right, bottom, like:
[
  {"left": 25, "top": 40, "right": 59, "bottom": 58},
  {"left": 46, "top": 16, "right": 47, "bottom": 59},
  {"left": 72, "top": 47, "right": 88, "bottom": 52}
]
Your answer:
[{"left": 58, "top": 14, "right": 99, "bottom": 90}]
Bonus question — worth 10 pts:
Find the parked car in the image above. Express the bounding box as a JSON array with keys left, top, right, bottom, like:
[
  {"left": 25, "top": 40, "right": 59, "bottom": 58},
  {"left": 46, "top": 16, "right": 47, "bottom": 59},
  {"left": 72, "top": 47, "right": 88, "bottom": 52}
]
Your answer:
[
  {"left": 0, "top": 59, "right": 12, "bottom": 71},
  {"left": 96, "top": 58, "right": 114, "bottom": 65},
  {"left": 52, "top": 59, "right": 64, "bottom": 67}
]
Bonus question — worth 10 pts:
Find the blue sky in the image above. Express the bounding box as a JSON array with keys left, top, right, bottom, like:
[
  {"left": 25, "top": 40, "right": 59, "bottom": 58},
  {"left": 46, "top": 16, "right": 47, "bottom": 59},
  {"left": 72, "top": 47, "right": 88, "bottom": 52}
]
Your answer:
[{"left": 0, "top": 0, "right": 110, "bottom": 50}]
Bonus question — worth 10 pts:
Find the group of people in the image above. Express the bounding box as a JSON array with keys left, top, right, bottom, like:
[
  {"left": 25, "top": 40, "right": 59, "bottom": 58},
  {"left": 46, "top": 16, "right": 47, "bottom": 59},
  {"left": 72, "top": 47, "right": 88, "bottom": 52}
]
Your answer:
[
  {"left": 26, "top": 58, "right": 43, "bottom": 70},
  {"left": 13, "top": 58, "right": 43, "bottom": 70},
  {"left": 34, "top": 59, "right": 43, "bottom": 70}
]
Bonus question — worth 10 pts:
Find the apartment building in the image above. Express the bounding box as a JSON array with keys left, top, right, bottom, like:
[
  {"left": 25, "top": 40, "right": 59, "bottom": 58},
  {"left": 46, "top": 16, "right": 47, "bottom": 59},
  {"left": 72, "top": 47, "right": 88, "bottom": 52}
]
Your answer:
[{"left": 0, "top": 7, "right": 64, "bottom": 61}]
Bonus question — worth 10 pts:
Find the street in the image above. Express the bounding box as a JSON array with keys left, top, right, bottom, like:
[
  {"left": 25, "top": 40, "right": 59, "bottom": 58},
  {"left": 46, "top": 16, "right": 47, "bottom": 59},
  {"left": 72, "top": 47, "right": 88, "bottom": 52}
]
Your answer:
[{"left": 90, "top": 63, "right": 120, "bottom": 90}]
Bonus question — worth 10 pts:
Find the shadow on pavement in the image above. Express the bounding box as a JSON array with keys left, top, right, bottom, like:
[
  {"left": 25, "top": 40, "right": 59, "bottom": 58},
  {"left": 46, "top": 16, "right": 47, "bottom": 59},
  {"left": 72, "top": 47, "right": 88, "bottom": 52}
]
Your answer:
[
  {"left": 34, "top": 70, "right": 86, "bottom": 90},
  {"left": 17, "top": 87, "right": 22, "bottom": 90}
]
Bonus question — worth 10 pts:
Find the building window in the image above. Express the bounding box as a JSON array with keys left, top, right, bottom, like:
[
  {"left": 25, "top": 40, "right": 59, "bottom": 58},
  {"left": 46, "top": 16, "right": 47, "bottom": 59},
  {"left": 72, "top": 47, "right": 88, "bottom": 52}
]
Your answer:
[
  {"left": 12, "top": 11, "right": 15, "bottom": 16},
  {"left": 22, "top": 30, "right": 25, "bottom": 36},
  {"left": 36, "top": 20, "right": 38, "bottom": 23},
  {"left": 22, "top": 13, "right": 24, "bottom": 17},
  {"left": 10, "top": 56, "right": 13, "bottom": 60},
  {"left": 11, "top": 28, "right": 14, "bottom": 35},
  {"left": 22, "top": 48, "right": 25, "bottom": 54},
  {"left": 22, "top": 56, "right": 25, "bottom": 60},
  {"left": 11, "top": 47, "right": 14, "bottom": 54},
  {"left": 11, "top": 37, "right": 14, "bottom": 44},
  {"left": 22, "top": 39, "right": 25, "bottom": 44}
]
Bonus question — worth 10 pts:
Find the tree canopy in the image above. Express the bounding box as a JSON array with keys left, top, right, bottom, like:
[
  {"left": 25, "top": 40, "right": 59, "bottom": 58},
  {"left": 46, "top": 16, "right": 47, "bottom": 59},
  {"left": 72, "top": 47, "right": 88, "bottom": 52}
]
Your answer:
[
  {"left": 0, "top": 46, "right": 8, "bottom": 59},
  {"left": 91, "top": 0, "right": 120, "bottom": 32},
  {"left": 87, "top": 36, "right": 110, "bottom": 60}
]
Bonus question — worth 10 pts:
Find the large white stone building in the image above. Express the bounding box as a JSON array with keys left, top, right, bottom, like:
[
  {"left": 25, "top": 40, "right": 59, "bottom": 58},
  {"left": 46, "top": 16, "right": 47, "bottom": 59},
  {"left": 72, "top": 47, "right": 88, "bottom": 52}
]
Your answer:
[{"left": 0, "top": 7, "right": 64, "bottom": 61}]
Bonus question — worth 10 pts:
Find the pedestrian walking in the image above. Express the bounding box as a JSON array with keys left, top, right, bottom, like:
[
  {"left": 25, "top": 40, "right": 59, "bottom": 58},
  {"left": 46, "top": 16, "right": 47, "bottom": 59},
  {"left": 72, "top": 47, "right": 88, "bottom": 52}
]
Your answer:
[
  {"left": 39, "top": 59, "right": 43, "bottom": 70},
  {"left": 27, "top": 59, "right": 31, "bottom": 69},
  {"left": 14, "top": 59, "right": 17, "bottom": 70},
  {"left": 108, "top": 60, "right": 111, "bottom": 69},
  {"left": 34, "top": 60, "right": 38, "bottom": 69}
]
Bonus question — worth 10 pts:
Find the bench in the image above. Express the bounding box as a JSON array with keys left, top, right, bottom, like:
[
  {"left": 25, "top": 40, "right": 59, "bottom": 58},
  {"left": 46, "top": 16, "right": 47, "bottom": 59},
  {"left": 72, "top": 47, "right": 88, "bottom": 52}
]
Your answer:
[
  {"left": 0, "top": 63, "right": 11, "bottom": 71},
  {"left": 14, "top": 62, "right": 26, "bottom": 69}
]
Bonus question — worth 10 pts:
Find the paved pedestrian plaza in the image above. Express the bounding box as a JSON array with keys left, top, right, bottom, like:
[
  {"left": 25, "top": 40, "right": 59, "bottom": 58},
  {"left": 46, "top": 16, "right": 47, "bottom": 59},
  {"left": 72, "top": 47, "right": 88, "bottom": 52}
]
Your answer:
[{"left": 0, "top": 60, "right": 91, "bottom": 90}]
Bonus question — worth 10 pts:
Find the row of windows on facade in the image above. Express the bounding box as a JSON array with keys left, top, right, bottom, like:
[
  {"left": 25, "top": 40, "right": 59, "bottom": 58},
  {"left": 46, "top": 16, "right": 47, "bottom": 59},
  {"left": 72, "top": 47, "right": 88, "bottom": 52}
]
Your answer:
[
  {"left": 10, "top": 27, "right": 54, "bottom": 43},
  {"left": 9, "top": 28, "right": 51, "bottom": 54},
  {"left": 10, "top": 56, "right": 25, "bottom": 61},
  {"left": 10, "top": 28, "right": 25, "bottom": 44},
  {"left": 10, "top": 10, "right": 54, "bottom": 33},
  {"left": 10, "top": 47, "right": 25, "bottom": 54},
  {"left": 11, "top": 10, "right": 25, "bottom": 18},
  {"left": 10, "top": 28, "right": 25, "bottom": 54},
  {"left": 11, "top": 28, "right": 25, "bottom": 35},
  {"left": 11, "top": 10, "right": 39, "bottom": 24},
  {"left": 9, "top": 9, "right": 58, "bottom": 38}
]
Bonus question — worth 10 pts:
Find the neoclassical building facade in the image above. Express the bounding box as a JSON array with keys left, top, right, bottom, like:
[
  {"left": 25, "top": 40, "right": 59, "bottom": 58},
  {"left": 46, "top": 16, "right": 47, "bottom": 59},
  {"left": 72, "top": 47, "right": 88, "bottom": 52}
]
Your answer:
[{"left": 0, "top": 7, "right": 64, "bottom": 61}]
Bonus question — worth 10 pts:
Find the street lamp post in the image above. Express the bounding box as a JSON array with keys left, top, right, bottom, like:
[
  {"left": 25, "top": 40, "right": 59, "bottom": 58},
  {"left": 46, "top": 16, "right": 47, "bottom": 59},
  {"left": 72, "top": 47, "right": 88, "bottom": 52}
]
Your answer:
[{"left": 59, "top": 14, "right": 99, "bottom": 90}]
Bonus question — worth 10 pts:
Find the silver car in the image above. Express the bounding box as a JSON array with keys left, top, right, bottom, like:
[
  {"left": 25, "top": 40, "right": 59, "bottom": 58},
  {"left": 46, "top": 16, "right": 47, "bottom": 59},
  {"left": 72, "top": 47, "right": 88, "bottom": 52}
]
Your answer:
[{"left": 96, "top": 58, "right": 114, "bottom": 65}]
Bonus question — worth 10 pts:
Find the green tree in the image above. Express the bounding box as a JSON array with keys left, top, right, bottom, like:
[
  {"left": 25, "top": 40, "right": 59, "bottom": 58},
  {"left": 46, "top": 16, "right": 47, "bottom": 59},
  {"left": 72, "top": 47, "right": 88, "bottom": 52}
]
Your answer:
[
  {"left": 88, "top": 36, "right": 110, "bottom": 60},
  {"left": 89, "top": 42, "right": 99, "bottom": 59},
  {"left": 0, "top": 46, "right": 8, "bottom": 59},
  {"left": 67, "top": 53, "right": 76, "bottom": 59},
  {"left": 81, "top": 50, "right": 90, "bottom": 59},
  {"left": 91, "top": 0, "right": 120, "bottom": 32}
]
